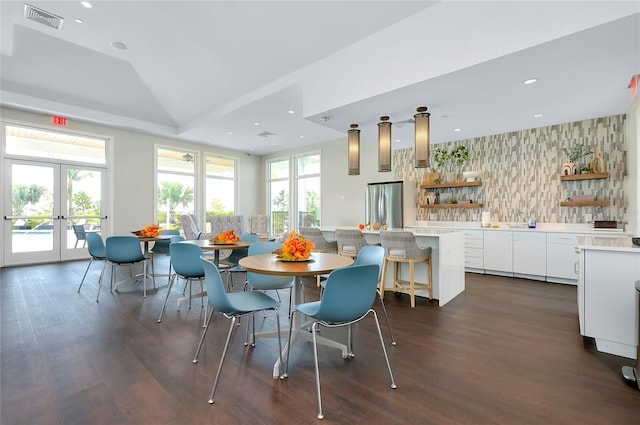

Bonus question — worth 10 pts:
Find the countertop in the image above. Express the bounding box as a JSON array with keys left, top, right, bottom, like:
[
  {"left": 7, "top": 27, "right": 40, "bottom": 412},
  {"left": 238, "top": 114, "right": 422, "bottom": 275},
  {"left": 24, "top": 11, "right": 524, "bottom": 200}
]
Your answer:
[
  {"left": 322, "top": 222, "right": 628, "bottom": 236},
  {"left": 577, "top": 236, "right": 640, "bottom": 253}
]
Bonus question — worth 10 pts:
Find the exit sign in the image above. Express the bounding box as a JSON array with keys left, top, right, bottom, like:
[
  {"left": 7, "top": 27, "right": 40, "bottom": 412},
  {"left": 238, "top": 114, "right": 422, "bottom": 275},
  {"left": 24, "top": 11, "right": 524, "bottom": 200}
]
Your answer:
[{"left": 52, "top": 115, "right": 67, "bottom": 126}]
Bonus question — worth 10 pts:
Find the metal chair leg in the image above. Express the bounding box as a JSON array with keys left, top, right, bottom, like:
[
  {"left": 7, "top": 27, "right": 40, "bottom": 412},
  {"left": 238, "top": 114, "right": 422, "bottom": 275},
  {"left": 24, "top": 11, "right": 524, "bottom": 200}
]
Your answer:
[
  {"left": 312, "top": 321, "right": 324, "bottom": 420},
  {"left": 370, "top": 310, "right": 397, "bottom": 390},
  {"left": 77, "top": 258, "right": 94, "bottom": 293},
  {"left": 376, "top": 289, "right": 396, "bottom": 345},
  {"left": 158, "top": 273, "right": 176, "bottom": 323},
  {"left": 193, "top": 306, "right": 215, "bottom": 363},
  {"left": 208, "top": 316, "right": 237, "bottom": 404}
]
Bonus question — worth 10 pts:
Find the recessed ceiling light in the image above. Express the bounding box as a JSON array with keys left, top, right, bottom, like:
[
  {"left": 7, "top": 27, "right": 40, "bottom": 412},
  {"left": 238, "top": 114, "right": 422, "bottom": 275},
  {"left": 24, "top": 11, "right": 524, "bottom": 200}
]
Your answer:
[
  {"left": 81, "top": 1, "right": 92, "bottom": 9},
  {"left": 226, "top": 132, "right": 232, "bottom": 135},
  {"left": 111, "top": 41, "right": 127, "bottom": 50},
  {"left": 524, "top": 78, "right": 537, "bottom": 85},
  {"left": 75, "top": 18, "right": 83, "bottom": 23},
  {"left": 453, "top": 128, "right": 461, "bottom": 132},
  {"left": 254, "top": 122, "right": 260, "bottom": 126},
  {"left": 534, "top": 114, "right": 543, "bottom": 118},
  {"left": 299, "top": 135, "right": 304, "bottom": 139},
  {"left": 288, "top": 110, "right": 295, "bottom": 114}
]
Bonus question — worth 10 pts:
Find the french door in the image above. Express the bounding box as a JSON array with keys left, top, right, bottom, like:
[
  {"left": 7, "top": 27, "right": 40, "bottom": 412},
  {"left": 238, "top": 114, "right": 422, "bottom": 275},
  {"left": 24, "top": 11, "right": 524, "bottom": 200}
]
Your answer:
[{"left": 3, "top": 159, "right": 107, "bottom": 266}]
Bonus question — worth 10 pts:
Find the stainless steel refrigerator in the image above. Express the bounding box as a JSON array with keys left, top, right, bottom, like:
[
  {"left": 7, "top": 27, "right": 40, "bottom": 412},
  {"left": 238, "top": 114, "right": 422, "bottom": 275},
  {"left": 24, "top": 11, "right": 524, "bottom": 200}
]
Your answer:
[{"left": 365, "top": 181, "right": 404, "bottom": 229}]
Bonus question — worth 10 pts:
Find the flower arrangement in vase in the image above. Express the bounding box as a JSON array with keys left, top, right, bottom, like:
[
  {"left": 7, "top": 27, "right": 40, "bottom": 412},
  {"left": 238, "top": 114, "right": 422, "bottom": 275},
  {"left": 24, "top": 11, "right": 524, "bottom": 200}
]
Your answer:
[
  {"left": 213, "top": 229, "right": 241, "bottom": 244},
  {"left": 274, "top": 230, "right": 314, "bottom": 260}
]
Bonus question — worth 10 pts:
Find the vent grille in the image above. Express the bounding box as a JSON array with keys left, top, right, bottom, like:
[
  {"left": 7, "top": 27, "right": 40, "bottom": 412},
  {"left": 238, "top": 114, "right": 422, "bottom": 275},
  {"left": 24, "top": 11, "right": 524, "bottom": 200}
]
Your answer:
[
  {"left": 257, "top": 131, "right": 277, "bottom": 138},
  {"left": 24, "top": 4, "right": 64, "bottom": 30}
]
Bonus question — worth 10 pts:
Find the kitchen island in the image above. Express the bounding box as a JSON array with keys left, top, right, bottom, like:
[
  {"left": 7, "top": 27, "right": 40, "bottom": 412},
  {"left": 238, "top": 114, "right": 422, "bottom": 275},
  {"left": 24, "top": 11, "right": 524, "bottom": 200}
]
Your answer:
[
  {"left": 576, "top": 236, "right": 640, "bottom": 359},
  {"left": 321, "top": 228, "right": 465, "bottom": 306}
]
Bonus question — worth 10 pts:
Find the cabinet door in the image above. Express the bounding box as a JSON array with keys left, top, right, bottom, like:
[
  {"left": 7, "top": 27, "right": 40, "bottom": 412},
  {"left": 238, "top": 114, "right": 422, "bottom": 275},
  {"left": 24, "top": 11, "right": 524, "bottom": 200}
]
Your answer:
[
  {"left": 513, "top": 232, "right": 546, "bottom": 277},
  {"left": 584, "top": 250, "right": 640, "bottom": 358},
  {"left": 483, "top": 231, "right": 512, "bottom": 273},
  {"left": 546, "top": 233, "right": 580, "bottom": 280}
]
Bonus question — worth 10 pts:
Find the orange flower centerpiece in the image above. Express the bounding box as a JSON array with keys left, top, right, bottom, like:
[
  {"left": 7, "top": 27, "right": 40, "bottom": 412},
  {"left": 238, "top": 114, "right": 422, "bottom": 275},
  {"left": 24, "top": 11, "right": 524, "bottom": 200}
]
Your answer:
[
  {"left": 133, "top": 224, "right": 162, "bottom": 237},
  {"left": 275, "top": 230, "right": 315, "bottom": 261},
  {"left": 212, "top": 229, "right": 241, "bottom": 244}
]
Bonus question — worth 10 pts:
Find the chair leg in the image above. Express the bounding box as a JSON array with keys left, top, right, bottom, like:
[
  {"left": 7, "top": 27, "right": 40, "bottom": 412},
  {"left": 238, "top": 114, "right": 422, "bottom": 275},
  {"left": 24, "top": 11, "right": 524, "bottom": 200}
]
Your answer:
[
  {"left": 78, "top": 258, "right": 94, "bottom": 293},
  {"left": 284, "top": 311, "right": 296, "bottom": 378},
  {"left": 311, "top": 321, "right": 324, "bottom": 420},
  {"left": 380, "top": 258, "right": 388, "bottom": 300},
  {"left": 158, "top": 273, "right": 176, "bottom": 323},
  {"left": 409, "top": 260, "right": 415, "bottom": 308},
  {"left": 193, "top": 306, "right": 215, "bottom": 363},
  {"left": 376, "top": 290, "right": 396, "bottom": 345},
  {"left": 96, "top": 261, "right": 107, "bottom": 303},
  {"left": 208, "top": 316, "right": 238, "bottom": 404},
  {"left": 370, "top": 310, "right": 397, "bottom": 390}
]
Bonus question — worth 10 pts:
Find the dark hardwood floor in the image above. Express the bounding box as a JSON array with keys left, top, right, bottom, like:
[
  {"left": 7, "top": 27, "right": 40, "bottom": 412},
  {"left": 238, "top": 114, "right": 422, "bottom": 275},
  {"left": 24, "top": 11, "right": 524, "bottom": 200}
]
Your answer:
[{"left": 1, "top": 258, "right": 639, "bottom": 424}]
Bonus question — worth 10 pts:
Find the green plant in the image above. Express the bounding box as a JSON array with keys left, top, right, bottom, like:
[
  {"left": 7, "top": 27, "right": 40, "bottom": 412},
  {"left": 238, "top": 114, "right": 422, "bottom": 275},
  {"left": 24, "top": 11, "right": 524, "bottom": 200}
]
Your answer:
[
  {"left": 432, "top": 147, "right": 450, "bottom": 169},
  {"left": 450, "top": 145, "right": 469, "bottom": 167},
  {"left": 562, "top": 144, "right": 593, "bottom": 163},
  {"left": 580, "top": 165, "right": 591, "bottom": 173}
]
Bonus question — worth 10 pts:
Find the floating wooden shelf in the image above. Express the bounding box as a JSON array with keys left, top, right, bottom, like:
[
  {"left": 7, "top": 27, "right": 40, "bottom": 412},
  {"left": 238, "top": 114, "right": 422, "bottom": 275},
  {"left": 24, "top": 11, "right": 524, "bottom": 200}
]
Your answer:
[
  {"left": 560, "top": 200, "right": 609, "bottom": 207},
  {"left": 420, "top": 181, "right": 482, "bottom": 189},
  {"left": 560, "top": 173, "right": 609, "bottom": 182},
  {"left": 419, "top": 203, "right": 484, "bottom": 209}
]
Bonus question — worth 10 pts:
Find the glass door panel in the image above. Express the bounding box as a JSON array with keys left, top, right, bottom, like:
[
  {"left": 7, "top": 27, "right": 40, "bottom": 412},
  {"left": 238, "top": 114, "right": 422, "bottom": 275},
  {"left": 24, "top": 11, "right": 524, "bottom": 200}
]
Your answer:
[
  {"left": 62, "top": 165, "right": 107, "bottom": 260},
  {"left": 3, "top": 160, "right": 60, "bottom": 264}
]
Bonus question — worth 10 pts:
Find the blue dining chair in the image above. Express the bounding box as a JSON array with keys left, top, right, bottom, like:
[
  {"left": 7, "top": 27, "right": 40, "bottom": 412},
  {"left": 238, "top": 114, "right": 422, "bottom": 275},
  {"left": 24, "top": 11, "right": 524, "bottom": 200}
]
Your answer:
[
  {"left": 104, "top": 235, "right": 150, "bottom": 297},
  {"left": 148, "top": 229, "right": 181, "bottom": 282},
  {"left": 219, "top": 233, "right": 260, "bottom": 290},
  {"left": 284, "top": 263, "right": 397, "bottom": 420},
  {"left": 319, "top": 245, "right": 396, "bottom": 346},
  {"left": 77, "top": 232, "right": 107, "bottom": 302},
  {"left": 157, "top": 240, "right": 204, "bottom": 323},
  {"left": 193, "top": 257, "right": 284, "bottom": 405}
]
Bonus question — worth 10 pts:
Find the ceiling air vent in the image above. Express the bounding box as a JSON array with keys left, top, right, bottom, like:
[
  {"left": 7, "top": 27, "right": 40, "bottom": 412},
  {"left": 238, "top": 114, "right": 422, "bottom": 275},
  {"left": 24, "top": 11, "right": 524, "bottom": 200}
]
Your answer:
[
  {"left": 257, "top": 131, "right": 277, "bottom": 138},
  {"left": 24, "top": 4, "right": 64, "bottom": 30}
]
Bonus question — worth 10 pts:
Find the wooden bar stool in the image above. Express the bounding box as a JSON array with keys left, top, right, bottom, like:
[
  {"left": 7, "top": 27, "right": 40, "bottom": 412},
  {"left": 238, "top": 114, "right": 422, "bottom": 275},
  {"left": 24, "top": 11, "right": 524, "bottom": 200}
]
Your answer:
[{"left": 379, "top": 231, "right": 432, "bottom": 308}]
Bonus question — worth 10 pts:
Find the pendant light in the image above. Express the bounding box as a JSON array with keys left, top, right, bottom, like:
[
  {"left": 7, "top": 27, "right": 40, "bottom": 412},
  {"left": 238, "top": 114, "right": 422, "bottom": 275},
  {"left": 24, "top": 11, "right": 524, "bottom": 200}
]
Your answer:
[
  {"left": 378, "top": 116, "right": 392, "bottom": 172},
  {"left": 347, "top": 124, "right": 360, "bottom": 175},
  {"left": 414, "top": 106, "right": 430, "bottom": 168}
]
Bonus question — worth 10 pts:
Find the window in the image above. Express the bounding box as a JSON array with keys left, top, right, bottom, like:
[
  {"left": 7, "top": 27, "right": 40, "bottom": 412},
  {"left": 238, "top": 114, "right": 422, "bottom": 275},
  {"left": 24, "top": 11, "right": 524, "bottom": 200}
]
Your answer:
[
  {"left": 268, "top": 152, "right": 321, "bottom": 238},
  {"left": 296, "top": 153, "right": 320, "bottom": 227},
  {"left": 156, "top": 148, "right": 195, "bottom": 230},
  {"left": 5, "top": 124, "right": 106, "bottom": 164},
  {"left": 269, "top": 159, "right": 289, "bottom": 238},
  {"left": 205, "top": 154, "right": 236, "bottom": 220}
]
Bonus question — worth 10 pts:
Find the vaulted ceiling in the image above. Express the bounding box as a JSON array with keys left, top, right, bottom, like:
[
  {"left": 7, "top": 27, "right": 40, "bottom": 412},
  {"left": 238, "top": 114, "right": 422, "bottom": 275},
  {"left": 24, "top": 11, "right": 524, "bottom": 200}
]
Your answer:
[{"left": 1, "top": 1, "right": 639, "bottom": 155}]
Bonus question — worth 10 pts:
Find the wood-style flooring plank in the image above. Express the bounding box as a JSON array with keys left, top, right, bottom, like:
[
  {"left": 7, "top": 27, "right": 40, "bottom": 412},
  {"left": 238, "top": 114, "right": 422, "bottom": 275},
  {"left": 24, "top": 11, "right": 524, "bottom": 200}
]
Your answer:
[{"left": 1, "top": 260, "right": 639, "bottom": 424}]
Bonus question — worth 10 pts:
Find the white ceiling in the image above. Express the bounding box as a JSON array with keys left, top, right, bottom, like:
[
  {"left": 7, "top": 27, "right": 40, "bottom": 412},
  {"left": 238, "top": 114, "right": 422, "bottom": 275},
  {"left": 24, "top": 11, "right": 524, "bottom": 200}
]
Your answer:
[{"left": 1, "top": 1, "right": 639, "bottom": 156}]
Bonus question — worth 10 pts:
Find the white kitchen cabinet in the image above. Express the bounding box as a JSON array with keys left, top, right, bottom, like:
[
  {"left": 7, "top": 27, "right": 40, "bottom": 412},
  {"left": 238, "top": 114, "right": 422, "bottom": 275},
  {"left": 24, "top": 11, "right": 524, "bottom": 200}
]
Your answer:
[
  {"left": 464, "top": 230, "right": 484, "bottom": 272},
  {"left": 580, "top": 247, "right": 640, "bottom": 359},
  {"left": 483, "top": 231, "right": 512, "bottom": 275},
  {"left": 513, "top": 232, "right": 546, "bottom": 280},
  {"left": 546, "top": 233, "right": 580, "bottom": 284}
]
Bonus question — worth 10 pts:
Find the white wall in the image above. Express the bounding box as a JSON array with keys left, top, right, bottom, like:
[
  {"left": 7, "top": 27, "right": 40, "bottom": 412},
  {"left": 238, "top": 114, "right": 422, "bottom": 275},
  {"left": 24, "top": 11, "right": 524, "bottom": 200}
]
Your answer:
[{"left": 625, "top": 94, "right": 639, "bottom": 235}]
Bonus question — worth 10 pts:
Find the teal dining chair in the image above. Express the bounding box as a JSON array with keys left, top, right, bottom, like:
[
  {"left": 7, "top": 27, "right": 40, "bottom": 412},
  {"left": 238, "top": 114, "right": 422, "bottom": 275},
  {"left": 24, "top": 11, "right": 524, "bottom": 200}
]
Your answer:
[
  {"left": 77, "top": 232, "right": 107, "bottom": 302},
  {"left": 148, "top": 229, "right": 181, "bottom": 282},
  {"left": 193, "top": 257, "right": 284, "bottom": 405},
  {"left": 219, "top": 232, "right": 260, "bottom": 290},
  {"left": 284, "top": 263, "right": 397, "bottom": 420},
  {"left": 319, "top": 245, "right": 396, "bottom": 346},
  {"left": 157, "top": 241, "right": 205, "bottom": 323},
  {"left": 104, "top": 235, "right": 150, "bottom": 297}
]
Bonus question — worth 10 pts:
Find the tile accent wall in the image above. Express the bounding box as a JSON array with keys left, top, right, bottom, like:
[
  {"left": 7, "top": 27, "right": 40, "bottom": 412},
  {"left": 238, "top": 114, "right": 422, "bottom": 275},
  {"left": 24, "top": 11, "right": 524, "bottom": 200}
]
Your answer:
[{"left": 394, "top": 114, "right": 627, "bottom": 224}]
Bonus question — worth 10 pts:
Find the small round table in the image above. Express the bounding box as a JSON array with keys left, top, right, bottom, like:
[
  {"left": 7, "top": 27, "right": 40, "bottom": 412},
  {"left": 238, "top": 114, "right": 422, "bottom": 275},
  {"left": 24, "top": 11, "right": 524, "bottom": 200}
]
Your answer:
[{"left": 239, "top": 252, "right": 354, "bottom": 378}]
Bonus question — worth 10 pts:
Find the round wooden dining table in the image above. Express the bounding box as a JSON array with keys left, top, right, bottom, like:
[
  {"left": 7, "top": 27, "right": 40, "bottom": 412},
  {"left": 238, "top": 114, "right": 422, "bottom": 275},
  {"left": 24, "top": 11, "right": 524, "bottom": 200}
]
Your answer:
[
  {"left": 185, "top": 239, "right": 252, "bottom": 267},
  {"left": 239, "top": 252, "right": 354, "bottom": 378}
]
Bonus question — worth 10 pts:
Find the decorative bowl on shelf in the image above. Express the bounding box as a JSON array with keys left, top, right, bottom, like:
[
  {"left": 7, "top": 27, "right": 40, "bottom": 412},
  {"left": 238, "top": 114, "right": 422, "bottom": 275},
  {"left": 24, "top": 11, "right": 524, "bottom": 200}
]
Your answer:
[{"left": 462, "top": 171, "right": 479, "bottom": 182}]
